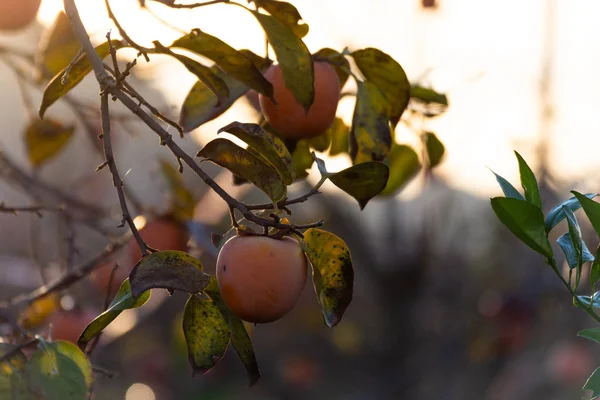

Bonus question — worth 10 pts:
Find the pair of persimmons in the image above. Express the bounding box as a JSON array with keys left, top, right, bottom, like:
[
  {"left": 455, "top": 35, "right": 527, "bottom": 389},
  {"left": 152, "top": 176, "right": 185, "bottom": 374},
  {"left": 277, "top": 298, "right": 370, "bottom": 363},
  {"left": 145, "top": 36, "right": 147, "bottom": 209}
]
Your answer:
[{"left": 100, "top": 62, "right": 341, "bottom": 325}]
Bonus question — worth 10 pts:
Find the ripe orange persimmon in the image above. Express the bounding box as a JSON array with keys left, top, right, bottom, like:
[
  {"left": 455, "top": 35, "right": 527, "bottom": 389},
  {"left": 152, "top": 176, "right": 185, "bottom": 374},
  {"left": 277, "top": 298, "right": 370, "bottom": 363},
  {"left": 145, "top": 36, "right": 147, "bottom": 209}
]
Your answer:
[
  {"left": 259, "top": 62, "right": 341, "bottom": 140},
  {"left": 216, "top": 235, "right": 308, "bottom": 323},
  {"left": 0, "top": 0, "right": 41, "bottom": 31},
  {"left": 128, "top": 218, "right": 189, "bottom": 264}
]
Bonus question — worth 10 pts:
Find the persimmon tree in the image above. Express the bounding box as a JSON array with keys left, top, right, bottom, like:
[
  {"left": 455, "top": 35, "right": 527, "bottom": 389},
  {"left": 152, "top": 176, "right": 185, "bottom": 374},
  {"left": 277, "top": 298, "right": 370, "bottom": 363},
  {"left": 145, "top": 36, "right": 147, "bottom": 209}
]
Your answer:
[
  {"left": 491, "top": 153, "right": 600, "bottom": 399},
  {"left": 0, "top": 0, "right": 449, "bottom": 398}
]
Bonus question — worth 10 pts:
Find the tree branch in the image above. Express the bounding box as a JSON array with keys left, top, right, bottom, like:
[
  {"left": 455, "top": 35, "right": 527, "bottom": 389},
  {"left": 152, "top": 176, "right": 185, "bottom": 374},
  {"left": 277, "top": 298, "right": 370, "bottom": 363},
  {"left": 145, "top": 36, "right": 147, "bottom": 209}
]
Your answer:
[{"left": 147, "top": 0, "right": 230, "bottom": 9}]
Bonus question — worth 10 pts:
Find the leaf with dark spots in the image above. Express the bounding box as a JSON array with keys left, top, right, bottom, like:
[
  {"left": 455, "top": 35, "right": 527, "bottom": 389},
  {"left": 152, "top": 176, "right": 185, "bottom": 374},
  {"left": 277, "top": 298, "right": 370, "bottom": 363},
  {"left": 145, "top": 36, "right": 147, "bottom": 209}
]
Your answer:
[
  {"left": 350, "top": 81, "right": 392, "bottom": 163},
  {"left": 179, "top": 50, "right": 271, "bottom": 132},
  {"left": 197, "top": 138, "right": 287, "bottom": 203},
  {"left": 218, "top": 121, "right": 295, "bottom": 184},
  {"left": 248, "top": 9, "right": 314, "bottom": 110},
  {"left": 251, "top": 0, "right": 309, "bottom": 38},
  {"left": 303, "top": 229, "right": 354, "bottom": 327},
  {"left": 351, "top": 48, "right": 410, "bottom": 127},
  {"left": 203, "top": 278, "right": 260, "bottom": 385},
  {"left": 329, "top": 162, "right": 389, "bottom": 209},
  {"left": 312, "top": 48, "right": 350, "bottom": 88},
  {"left": 78, "top": 279, "right": 150, "bottom": 349},
  {"left": 183, "top": 294, "right": 231, "bottom": 376},
  {"left": 39, "top": 40, "right": 125, "bottom": 118},
  {"left": 170, "top": 31, "right": 273, "bottom": 100},
  {"left": 129, "top": 251, "right": 211, "bottom": 298}
]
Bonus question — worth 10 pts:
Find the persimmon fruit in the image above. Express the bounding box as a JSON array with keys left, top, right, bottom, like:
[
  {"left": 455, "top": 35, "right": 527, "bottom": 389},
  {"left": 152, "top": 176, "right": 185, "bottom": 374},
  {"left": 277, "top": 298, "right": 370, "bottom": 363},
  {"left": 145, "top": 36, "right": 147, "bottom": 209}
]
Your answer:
[
  {"left": 0, "top": 0, "right": 41, "bottom": 31},
  {"left": 128, "top": 218, "right": 189, "bottom": 264},
  {"left": 259, "top": 61, "right": 341, "bottom": 140},
  {"left": 216, "top": 235, "right": 308, "bottom": 323}
]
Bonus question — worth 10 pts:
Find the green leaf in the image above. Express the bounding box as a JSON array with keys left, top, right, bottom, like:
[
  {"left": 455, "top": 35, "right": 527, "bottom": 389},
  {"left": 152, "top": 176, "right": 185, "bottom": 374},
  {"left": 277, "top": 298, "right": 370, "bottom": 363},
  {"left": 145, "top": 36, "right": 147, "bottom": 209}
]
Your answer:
[
  {"left": 514, "top": 151, "right": 541, "bottom": 208},
  {"left": 290, "top": 140, "right": 313, "bottom": 179},
  {"left": 251, "top": 0, "right": 309, "bottom": 38},
  {"left": 307, "top": 130, "right": 331, "bottom": 153},
  {"left": 0, "top": 344, "right": 32, "bottom": 400},
  {"left": 327, "top": 117, "right": 349, "bottom": 156},
  {"left": 583, "top": 367, "right": 600, "bottom": 399},
  {"left": 303, "top": 228, "right": 354, "bottom": 327},
  {"left": 179, "top": 50, "right": 271, "bottom": 132},
  {"left": 576, "top": 292, "right": 600, "bottom": 309},
  {"left": 197, "top": 138, "right": 286, "bottom": 203},
  {"left": 349, "top": 81, "right": 392, "bottom": 163},
  {"left": 159, "top": 159, "right": 196, "bottom": 221},
  {"left": 156, "top": 45, "right": 229, "bottom": 106},
  {"left": 351, "top": 48, "right": 410, "bottom": 127},
  {"left": 329, "top": 162, "right": 389, "bottom": 209},
  {"left": 410, "top": 84, "right": 448, "bottom": 106},
  {"left": 27, "top": 340, "right": 92, "bottom": 400},
  {"left": 560, "top": 206, "right": 586, "bottom": 289},
  {"left": 39, "top": 40, "right": 125, "bottom": 118},
  {"left": 424, "top": 131, "right": 445, "bottom": 168},
  {"left": 77, "top": 279, "right": 150, "bottom": 349},
  {"left": 218, "top": 121, "right": 295, "bottom": 184},
  {"left": 573, "top": 191, "right": 600, "bottom": 239},
  {"left": 313, "top": 48, "right": 350, "bottom": 88},
  {"left": 129, "top": 251, "right": 210, "bottom": 298},
  {"left": 379, "top": 144, "right": 420, "bottom": 197},
  {"left": 171, "top": 30, "right": 273, "bottom": 100},
  {"left": 35, "top": 11, "right": 80, "bottom": 80},
  {"left": 545, "top": 193, "right": 596, "bottom": 233},
  {"left": 183, "top": 294, "right": 230, "bottom": 375},
  {"left": 248, "top": 9, "right": 314, "bottom": 110},
  {"left": 488, "top": 169, "right": 525, "bottom": 200},
  {"left": 490, "top": 197, "right": 553, "bottom": 258},
  {"left": 203, "top": 278, "right": 260, "bottom": 386},
  {"left": 592, "top": 245, "right": 600, "bottom": 288},
  {"left": 557, "top": 233, "right": 594, "bottom": 269},
  {"left": 578, "top": 328, "right": 600, "bottom": 345},
  {"left": 24, "top": 118, "right": 74, "bottom": 169}
]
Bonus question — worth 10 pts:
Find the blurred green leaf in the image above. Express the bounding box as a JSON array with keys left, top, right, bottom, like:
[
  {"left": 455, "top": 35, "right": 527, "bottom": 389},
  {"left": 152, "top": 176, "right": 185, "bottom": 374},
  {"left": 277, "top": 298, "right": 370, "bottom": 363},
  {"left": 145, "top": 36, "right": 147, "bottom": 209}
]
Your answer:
[
  {"left": 39, "top": 40, "right": 125, "bottom": 118},
  {"left": 379, "top": 144, "right": 420, "bottom": 197},
  {"left": 327, "top": 117, "right": 349, "bottom": 156},
  {"left": 583, "top": 367, "right": 600, "bottom": 399},
  {"left": 557, "top": 233, "right": 593, "bottom": 269},
  {"left": 171, "top": 31, "right": 273, "bottom": 100},
  {"left": 514, "top": 151, "right": 541, "bottom": 208},
  {"left": 572, "top": 191, "right": 600, "bottom": 239},
  {"left": 329, "top": 162, "right": 389, "bottom": 209},
  {"left": 218, "top": 121, "right": 295, "bottom": 184},
  {"left": 545, "top": 193, "right": 596, "bottom": 233},
  {"left": 24, "top": 118, "right": 74, "bottom": 169},
  {"left": 488, "top": 169, "right": 524, "bottom": 200},
  {"left": 352, "top": 48, "right": 410, "bottom": 127},
  {"left": 307, "top": 130, "right": 331, "bottom": 152},
  {"left": 304, "top": 229, "right": 353, "bottom": 327},
  {"left": 197, "top": 138, "right": 286, "bottom": 203},
  {"left": 350, "top": 81, "right": 392, "bottom": 163},
  {"left": 578, "top": 328, "right": 600, "bottom": 345},
  {"left": 129, "top": 251, "right": 210, "bottom": 298},
  {"left": 490, "top": 197, "right": 553, "bottom": 258},
  {"left": 424, "top": 131, "right": 445, "bottom": 168},
  {"left": 162, "top": 51, "right": 229, "bottom": 106},
  {"left": 410, "top": 84, "right": 448, "bottom": 106},
  {"left": 0, "top": 344, "right": 32, "bottom": 400},
  {"left": 35, "top": 12, "right": 80, "bottom": 80},
  {"left": 592, "top": 246, "right": 600, "bottom": 288},
  {"left": 248, "top": 9, "right": 314, "bottom": 110},
  {"left": 576, "top": 292, "right": 600, "bottom": 310},
  {"left": 159, "top": 159, "right": 196, "bottom": 221},
  {"left": 27, "top": 341, "right": 92, "bottom": 400},
  {"left": 183, "top": 294, "right": 230, "bottom": 375},
  {"left": 313, "top": 48, "right": 350, "bottom": 88},
  {"left": 291, "top": 140, "right": 313, "bottom": 179},
  {"left": 203, "top": 278, "right": 260, "bottom": 386},
  {"left": 251, "top": 0, "right": 309, "bottom": 38},
  {"left": 561, "top": 206, "right": 585, "bottom": 289},
  {"left": 179, "top": 50, "right": 271, "bottom": 132},
  {"left": 77, "top": 279, "right": 150, "bottom": 349}
]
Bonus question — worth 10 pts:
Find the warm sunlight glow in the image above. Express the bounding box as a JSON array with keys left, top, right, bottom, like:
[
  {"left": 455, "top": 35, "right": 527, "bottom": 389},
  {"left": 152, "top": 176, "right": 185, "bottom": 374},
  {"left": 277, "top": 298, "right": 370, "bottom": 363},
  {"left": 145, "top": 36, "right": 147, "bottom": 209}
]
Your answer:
[
  {"left": 125, "top": 383, "right": 156, "bottom": 400},
  {"left": 133, "top": 215, "right": 147, "bottom": 230}
]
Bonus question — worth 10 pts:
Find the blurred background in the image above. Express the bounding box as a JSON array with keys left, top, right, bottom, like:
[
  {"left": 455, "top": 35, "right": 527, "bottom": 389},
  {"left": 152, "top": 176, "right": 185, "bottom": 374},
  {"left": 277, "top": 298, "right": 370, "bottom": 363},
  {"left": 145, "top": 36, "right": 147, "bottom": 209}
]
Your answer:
[{"left": 1, "top": 0, "right": 600, "bottom": 399}]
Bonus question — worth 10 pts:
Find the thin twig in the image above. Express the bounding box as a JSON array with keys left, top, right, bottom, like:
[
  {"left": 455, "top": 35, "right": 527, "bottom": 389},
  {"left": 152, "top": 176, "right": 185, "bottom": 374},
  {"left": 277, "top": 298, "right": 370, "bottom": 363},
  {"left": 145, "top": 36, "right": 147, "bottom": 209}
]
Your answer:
[
  {"left": 148, "top": 0, "right": 230, "bottom": 9},
  {"left": 99, "top": 92, "right": 148, "bottom": 257},
  {"left": 104, "top": 0, "right": 151, "bottom": 61}
]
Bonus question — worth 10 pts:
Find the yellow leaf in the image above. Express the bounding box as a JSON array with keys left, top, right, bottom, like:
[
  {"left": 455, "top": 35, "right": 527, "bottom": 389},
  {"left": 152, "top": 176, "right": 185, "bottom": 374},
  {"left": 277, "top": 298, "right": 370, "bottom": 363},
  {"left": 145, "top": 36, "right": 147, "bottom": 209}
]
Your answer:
[{"left": 24, "top": 118, "right": 74, "bottom": 168}]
